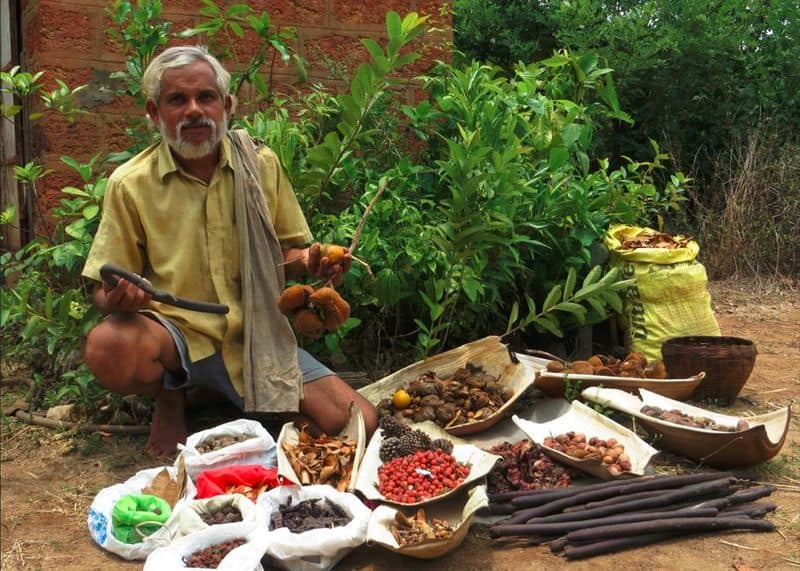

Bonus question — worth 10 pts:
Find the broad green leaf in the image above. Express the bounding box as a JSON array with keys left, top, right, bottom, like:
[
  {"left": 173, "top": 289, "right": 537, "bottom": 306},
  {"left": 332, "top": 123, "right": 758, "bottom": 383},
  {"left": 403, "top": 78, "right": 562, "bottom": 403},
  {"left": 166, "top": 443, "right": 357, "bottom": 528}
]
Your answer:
[
  {"left": 601, "top": 290, "right": 624, "bottom": 314},
  {"left": 534, "top": 314, "right": 562, "bottom": 337},
  {"left": 582, "top": 265, "right": 603, "bottom": 287},
  {"left": 506, "top": 301, "right": 519, "bottom": 334},
  {"left": 542, "top": 284, "right": 562, "bottom": 312},
  {"left": 563, "top": 267, "right": 577, "bottom": 301}
]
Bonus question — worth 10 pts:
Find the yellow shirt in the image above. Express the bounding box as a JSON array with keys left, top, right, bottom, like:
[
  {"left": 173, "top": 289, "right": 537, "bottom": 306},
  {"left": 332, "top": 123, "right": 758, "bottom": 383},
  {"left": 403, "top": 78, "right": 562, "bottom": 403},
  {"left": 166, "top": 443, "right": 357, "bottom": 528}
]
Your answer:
[{"left": 82, "top": 137, "right": 312, "bottom": 395}]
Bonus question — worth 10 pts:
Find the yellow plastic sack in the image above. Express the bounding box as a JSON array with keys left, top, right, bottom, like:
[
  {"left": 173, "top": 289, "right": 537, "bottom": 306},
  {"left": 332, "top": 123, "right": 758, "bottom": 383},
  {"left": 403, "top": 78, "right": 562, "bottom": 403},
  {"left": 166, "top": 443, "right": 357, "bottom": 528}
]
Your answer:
[{"left": 605, "top": 224, "right": 720, "bottom": 362}]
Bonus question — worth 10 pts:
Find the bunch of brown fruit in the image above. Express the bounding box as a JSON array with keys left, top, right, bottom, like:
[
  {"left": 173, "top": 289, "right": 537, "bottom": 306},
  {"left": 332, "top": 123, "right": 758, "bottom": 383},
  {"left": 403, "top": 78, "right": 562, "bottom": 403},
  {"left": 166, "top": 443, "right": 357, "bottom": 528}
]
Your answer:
[
  {"left": 546, "top": 352, "right": 666, "bottom": 379},
  {"left": 278, "top": 284, "right": 350, "bottom": 339}
]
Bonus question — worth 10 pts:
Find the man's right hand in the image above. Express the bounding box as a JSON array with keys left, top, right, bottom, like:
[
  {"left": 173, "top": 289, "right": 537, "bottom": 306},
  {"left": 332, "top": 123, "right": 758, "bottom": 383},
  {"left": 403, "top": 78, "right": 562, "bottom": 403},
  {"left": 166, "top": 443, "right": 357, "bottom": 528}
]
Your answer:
[{"left": 94, "top": 277, "right": 153, "bottom": 314}]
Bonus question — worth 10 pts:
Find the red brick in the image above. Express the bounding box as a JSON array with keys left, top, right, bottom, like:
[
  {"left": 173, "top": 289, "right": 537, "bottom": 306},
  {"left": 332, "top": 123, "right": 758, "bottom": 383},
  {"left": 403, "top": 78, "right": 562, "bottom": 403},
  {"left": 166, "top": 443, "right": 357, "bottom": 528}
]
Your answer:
[
  {"left": 247, "top": 0, "right": 326, "bottom": 25},
  {"left": 38, "top": 113, "right": 104, "bottom": 162},
  {"left": 333, "top": 0, "right": 414, "bottom": 25},
  {"left": 303, "top": 33, "right": 370, "bottom": 80},
  {"left": 34, "top": 3, "right": 93, "bottom": 56}
]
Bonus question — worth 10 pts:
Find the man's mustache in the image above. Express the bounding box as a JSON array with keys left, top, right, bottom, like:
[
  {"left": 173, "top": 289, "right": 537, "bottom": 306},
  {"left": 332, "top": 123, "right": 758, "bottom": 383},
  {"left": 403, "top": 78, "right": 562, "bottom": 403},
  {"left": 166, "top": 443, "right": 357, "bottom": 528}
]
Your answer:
[{"left": 178, "top": 118, "right": 215, "bottom": 134}]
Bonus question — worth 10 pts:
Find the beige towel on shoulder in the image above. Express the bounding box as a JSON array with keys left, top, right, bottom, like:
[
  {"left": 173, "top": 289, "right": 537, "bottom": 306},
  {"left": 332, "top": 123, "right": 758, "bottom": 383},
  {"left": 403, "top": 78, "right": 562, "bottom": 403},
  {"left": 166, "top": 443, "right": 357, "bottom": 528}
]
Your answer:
[{"left": 228, "top": 129, "right": 302, "bottom": 412}]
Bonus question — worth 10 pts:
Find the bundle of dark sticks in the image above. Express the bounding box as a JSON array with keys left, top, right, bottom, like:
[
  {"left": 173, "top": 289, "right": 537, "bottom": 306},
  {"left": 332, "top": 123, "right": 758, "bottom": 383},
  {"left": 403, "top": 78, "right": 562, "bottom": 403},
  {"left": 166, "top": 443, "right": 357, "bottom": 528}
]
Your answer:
[{"left": 486, "top": 473, "right": 776, "bottom": 560}]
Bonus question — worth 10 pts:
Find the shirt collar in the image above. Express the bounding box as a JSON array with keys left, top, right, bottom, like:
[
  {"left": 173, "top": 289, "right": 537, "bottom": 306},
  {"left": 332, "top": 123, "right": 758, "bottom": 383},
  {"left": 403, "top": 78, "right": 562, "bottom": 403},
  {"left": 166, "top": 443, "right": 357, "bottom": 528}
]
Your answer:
[{"left": 156, "top": 136, "right": 234, "bottom": 181}]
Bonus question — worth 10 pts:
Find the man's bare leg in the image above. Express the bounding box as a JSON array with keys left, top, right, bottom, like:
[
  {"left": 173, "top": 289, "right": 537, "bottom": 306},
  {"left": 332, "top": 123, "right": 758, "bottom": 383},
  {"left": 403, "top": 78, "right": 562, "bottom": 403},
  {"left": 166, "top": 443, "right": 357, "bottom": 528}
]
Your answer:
[
  {"left": 84, "top": 313, "right": 186, "bottom": 457},
  {"left": 298, "top": 375, "right": 378, "bottom": 438}
]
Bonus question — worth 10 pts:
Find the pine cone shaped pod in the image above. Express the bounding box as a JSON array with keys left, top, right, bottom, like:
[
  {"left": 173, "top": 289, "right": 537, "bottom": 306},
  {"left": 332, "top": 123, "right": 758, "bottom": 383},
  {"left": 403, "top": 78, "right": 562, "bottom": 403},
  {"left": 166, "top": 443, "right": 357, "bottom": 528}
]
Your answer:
[
  {"left": 379, "top": 437, "right": 406, "bottom": 462},
  {"left": 292, "top": 308, "right": 325, "bottom": 339},
  {"left": 430, "top": 438, "right": 454, "bottom": 455},
  {"left": 379, "top": 415, "right": 411, "bottom": 439},
  {"left": 278, "top": 284, "right": 314, "bottom": 316},
  {"left": 309, "top": 287, "right": 350, "bottom": 330},
  {"left": 399, "top": 430, "right": 431, "bottom": 454}
]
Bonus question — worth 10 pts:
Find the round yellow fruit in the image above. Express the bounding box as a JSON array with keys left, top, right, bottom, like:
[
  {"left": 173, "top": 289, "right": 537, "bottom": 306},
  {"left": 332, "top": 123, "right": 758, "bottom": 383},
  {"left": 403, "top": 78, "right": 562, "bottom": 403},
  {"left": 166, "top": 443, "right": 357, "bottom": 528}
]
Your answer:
[
  {"left": 321, "top": 244, "right": 346, "bottom": 264},
  {"left": 392, "top": 389, "right": 412, "bottom": 410}
]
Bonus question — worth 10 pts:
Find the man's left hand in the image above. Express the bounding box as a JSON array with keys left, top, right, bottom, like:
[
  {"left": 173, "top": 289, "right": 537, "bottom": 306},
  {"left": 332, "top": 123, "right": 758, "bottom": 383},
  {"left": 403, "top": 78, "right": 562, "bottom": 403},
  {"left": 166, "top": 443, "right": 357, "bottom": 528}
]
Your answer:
[{"left": 307, "top": 243, "right": 352, "bottom": 285}]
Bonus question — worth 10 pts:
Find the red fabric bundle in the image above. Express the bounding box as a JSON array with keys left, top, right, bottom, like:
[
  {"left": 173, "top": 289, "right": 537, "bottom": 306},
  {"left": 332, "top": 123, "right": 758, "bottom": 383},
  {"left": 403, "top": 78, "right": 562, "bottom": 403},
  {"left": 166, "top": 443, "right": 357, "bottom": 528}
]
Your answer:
[{"left": 195, "top": 464, "right": 283, "bottom": 500}]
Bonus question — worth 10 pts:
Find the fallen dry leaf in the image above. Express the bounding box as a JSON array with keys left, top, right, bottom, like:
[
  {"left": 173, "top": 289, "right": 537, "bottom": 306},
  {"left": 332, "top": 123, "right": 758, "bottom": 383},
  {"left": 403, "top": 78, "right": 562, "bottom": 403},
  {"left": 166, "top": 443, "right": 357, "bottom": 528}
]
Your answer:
[{"left": 142, "top": 468, "right": 180, "bottom": 508}]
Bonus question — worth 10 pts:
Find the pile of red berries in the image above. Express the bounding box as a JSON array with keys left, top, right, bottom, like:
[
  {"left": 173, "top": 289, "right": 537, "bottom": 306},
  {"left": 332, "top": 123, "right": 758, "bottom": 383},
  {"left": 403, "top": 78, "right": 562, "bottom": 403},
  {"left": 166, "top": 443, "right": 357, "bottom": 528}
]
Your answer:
[{"left": 377, "top": 449, "right": 470, "bottom": 503}]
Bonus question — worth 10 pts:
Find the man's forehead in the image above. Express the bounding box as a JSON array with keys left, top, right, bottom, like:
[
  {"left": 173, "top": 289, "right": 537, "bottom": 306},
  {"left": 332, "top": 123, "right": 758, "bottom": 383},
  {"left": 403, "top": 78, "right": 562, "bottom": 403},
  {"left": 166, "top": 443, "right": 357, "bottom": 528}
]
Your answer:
[{"left": 161, "top": 62, "right": 217, "bottom": 90}]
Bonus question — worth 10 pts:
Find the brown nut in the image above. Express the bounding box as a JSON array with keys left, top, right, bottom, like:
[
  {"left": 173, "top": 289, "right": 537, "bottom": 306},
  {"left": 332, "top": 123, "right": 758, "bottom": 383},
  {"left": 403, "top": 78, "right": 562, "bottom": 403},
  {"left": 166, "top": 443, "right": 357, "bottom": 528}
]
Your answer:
[
  {"left": 643, "top": 360, "right": 667, "bottom": 379},
  {"left": 569, "top": 360, "right": 595, "bottom": 375},
  {"left": 546, "top": 360, "right": 565, "bottom": 373}
]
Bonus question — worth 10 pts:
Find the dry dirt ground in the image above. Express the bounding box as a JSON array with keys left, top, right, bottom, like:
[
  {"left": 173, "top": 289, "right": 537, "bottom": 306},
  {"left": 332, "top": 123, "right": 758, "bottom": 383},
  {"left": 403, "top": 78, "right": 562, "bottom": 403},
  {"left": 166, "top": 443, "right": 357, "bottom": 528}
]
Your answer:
[{"left": 1, "top": 277, "right": 798, "bottom": 571}]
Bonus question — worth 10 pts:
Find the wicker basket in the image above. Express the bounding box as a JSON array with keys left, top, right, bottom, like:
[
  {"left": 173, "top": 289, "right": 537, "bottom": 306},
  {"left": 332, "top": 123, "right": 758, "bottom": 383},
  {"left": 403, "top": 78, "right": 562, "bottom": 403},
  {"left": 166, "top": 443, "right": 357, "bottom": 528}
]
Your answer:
[{"left": 661, "top": 336, "right": 757, "bottom": 404}]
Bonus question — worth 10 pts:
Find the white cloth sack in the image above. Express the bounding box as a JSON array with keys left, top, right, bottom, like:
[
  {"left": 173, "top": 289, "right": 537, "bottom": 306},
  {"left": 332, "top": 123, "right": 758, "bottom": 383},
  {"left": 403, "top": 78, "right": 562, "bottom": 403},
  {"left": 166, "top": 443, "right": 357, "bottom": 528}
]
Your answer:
[
  {"left": 167, "top": 494, "right": 258, "bottom": 539},
  {"left": 143, "top": 521, "right": 264, "bottom": 571},
  {"left": 87, "top": 465, "right": 197, "bottom": 560},
  {"left": 252, "top": 484, "right": 372, "bottom": 571},
  {"left": 177, "top": 418, "right": 277, "bottom": 481}
]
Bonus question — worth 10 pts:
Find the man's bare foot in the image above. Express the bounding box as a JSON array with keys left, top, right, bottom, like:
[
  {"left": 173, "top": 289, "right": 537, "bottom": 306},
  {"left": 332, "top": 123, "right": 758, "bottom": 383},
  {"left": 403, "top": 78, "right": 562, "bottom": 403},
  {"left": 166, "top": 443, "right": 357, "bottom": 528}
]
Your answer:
[{"left": 146, "top": 389, "right": 187, "bottom": 458}]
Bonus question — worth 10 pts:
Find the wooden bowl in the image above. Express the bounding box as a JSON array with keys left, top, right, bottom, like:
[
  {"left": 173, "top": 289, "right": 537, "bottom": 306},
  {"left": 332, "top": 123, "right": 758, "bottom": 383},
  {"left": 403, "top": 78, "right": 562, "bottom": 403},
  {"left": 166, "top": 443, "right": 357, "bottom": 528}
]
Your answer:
[
  {"left": 662, "top": 336, "right": 757, "bottom": 404},
  {"left": 582, "top": 387, "right": 791, "bottom": 468},
  {"left": 531, "top": 367, "right": 705, "bottom": 401}
]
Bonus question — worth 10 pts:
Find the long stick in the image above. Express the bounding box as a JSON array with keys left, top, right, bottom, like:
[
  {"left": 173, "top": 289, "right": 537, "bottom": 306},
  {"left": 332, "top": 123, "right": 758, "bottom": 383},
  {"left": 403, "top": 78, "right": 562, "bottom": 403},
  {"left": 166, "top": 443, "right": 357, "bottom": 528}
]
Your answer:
[
  {"left": 565, "top": 517, "right": 775, "bottom": 544},
  {"left": 489, "top": 507, "right": 719, "bottom": 538}
]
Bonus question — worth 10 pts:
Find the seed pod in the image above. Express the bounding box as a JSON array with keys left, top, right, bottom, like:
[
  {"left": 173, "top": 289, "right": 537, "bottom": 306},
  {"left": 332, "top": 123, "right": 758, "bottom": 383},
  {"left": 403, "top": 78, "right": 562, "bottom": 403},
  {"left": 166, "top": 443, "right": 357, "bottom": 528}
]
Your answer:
[
  {"left": 292, "top": 308, "right": 325, "bottom": 339},
  {"left": 643, "top": 360, "right": 667, "bottom": 379},
  {"left": 278, "top": 284, "right": 314, "bottom": 316},
  {"left": 569, "top": 361, "right": 595, "bottom": 375},
  {"left": 309, "top": 287, "right": 350, "bottom": 330}
]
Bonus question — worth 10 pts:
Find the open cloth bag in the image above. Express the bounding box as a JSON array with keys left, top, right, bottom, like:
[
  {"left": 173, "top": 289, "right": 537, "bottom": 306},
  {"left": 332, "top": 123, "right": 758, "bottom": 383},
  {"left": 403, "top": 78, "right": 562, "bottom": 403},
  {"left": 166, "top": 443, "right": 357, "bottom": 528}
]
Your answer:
[
  {"left": 143, "top": 521, "right": 265, "bottom": 571},
  {"left": 177, "top": 419, "right": 278, "bottom": 481},
  {"left": 251, "top": 484, "right": 372, "bottom": 571},
  {"left": 88, "top": 465, "right": 196, "bottom": 560}
]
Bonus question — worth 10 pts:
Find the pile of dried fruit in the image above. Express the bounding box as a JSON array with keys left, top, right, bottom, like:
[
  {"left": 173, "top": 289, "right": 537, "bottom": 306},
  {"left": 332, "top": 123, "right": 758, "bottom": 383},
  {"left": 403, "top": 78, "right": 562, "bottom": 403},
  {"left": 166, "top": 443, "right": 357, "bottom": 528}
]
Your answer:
[
  {"left": 281, "top": 426, "right": 357, "bottom": 491},
  {"left": 199, "top": 504, "right": 242, "bottom": 525},
  {"left": 390, "top": 508, "right": 455, "bottom": 546},
  {"left": 485, "top": 439, "right": 576, "bottom": 494},
  {"left": 543, "top": 432, "right": 631, "bottom": 476},
  {"left": 183, "top": 538, "right": 246, "bottom": 568},
  {"left": 378, "top": 449, "right": 470, "bottom": 503},
  {"left": 641, "top": 405, "right": 749, "bottom": 432},
  {"left": 196, "top": 433, "right": 255, "bottom": 454},
  {"left": 376, "top": 363, "right": 514, "bottom": 428},
  {"left": 278, "top": 284, "right": 350, "bottom": 339},
  {"left": 546, "top": 352, "right": 666, "bottom": 379},
  {"left": 620, "top": 231, "right": 693, "bottom": 250},
  {"left": 270, "top": 497, "right": 352, "bottom": 533}
]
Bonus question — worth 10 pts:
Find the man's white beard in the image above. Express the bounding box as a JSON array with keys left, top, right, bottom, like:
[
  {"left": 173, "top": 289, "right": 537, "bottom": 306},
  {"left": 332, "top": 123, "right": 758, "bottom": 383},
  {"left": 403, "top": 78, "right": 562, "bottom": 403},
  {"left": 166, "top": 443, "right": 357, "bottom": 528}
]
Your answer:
[{"left": 161, "top": 114, "right": 227, "bottom": 160}]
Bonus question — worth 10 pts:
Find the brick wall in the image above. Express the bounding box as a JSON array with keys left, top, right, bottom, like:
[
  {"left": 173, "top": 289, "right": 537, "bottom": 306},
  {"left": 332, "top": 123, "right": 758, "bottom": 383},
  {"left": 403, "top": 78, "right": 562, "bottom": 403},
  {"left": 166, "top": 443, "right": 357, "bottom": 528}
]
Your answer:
[{"left": 19, "top": 0, "right": 450, "bottom": 235}]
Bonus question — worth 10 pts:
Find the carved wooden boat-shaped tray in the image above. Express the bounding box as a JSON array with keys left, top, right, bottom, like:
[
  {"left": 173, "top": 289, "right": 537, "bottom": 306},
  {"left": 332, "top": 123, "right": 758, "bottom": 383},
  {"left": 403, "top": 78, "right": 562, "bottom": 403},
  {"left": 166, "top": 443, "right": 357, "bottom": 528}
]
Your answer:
[{"left": 581, "top": 387, "right": 791, "bottom": 468}]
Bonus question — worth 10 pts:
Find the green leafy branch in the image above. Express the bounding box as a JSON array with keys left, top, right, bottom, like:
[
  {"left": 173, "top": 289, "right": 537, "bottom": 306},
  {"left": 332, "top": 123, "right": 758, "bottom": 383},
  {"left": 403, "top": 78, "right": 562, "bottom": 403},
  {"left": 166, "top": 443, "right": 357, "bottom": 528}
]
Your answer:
[
  {"left": 178, "top": 1, "right": 305, "bottom": 99},
  {"left": 299, "top": 11, "right": 428, "bottom": 208},
  {"left": 504, "top": 265, "right": 634, "bottom": 339}
]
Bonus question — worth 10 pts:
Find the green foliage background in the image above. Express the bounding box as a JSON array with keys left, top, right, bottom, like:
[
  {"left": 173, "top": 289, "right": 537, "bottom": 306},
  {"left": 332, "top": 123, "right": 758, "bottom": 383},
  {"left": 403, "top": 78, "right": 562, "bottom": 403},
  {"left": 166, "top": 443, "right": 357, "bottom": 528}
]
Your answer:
[{"left": 2, "top": 2, "right": 693, "bottom": 419}]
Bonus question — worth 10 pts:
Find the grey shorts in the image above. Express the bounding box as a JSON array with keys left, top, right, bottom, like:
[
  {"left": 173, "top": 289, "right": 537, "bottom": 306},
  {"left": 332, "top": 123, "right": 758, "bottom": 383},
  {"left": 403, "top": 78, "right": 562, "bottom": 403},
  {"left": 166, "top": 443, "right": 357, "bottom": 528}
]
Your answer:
[{"left": 145, "top": 313, "right": 334, "bottom": 408}]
